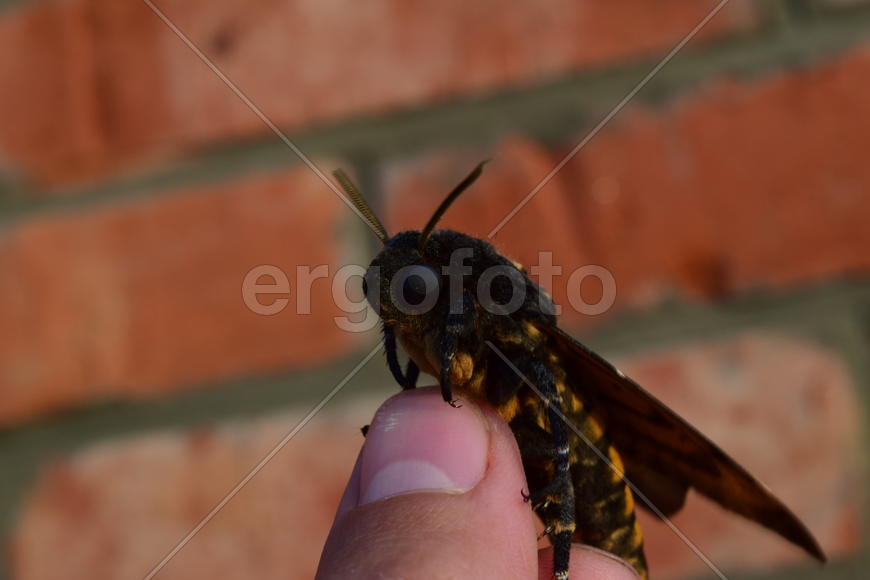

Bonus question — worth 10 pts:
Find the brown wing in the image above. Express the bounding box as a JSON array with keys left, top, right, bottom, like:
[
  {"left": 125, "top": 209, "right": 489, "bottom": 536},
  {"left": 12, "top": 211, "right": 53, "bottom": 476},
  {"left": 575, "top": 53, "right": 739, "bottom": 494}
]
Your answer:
[{"left": 534, "top": 322, "right": 826, "bottom": 562}]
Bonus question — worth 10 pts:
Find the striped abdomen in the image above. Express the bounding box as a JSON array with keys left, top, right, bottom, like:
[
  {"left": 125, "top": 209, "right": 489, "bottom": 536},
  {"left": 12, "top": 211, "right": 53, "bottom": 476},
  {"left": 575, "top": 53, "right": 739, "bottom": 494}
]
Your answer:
[{"left": 490, "top": 342, "right": 648, "bottom": 579}]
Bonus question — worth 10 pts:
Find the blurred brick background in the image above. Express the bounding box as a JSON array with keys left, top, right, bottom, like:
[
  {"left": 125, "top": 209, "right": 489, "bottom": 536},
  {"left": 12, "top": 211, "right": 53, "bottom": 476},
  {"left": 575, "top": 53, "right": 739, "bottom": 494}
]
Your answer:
[{"left": 0, "top": 1, "right": 868, "bottom": 579}]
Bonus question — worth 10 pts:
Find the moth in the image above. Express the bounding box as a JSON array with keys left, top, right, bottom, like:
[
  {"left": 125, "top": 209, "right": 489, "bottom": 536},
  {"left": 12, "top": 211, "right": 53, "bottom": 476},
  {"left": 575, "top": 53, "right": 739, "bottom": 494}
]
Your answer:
[{"left": 334, "top": 163, "right": 826, "bottom": 579}]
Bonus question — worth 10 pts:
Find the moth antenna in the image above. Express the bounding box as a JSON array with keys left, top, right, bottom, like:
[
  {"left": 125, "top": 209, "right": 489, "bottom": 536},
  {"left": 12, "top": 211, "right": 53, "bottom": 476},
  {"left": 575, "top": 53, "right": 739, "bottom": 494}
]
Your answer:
[
  {"left": 333, "top": 169, "right": 389, "bottom": 243},
  {"left": 418, "top": 160, "right": 488, "bottom": 250}
]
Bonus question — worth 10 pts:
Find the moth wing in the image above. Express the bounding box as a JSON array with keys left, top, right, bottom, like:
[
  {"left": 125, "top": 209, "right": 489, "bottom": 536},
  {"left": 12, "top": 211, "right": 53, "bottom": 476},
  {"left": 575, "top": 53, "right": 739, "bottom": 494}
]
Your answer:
[
  {"left": 534, "top": 322, "right": 825, "bottom": 561},
  {"left": 619, "top": 460, "right": 689, "bottom": 516}
]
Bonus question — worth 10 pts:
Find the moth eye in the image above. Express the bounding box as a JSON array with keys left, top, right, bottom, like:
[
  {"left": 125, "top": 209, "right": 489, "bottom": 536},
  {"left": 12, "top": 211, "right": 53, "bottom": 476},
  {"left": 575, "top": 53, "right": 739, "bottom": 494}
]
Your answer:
[
  {"left": 392, "top": 263, "right": 440, "bottom": 314},
  {"left": 361, "top": 277, "right": 368, "bottom": 296},
  {"left": 402, "top": 265, "right": 439, "bottom": 304}
]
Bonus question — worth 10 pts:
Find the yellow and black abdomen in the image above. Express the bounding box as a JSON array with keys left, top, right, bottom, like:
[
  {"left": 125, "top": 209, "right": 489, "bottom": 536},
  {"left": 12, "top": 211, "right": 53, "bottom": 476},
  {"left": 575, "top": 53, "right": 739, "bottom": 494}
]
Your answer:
[
  {"left": 489, "top": 334, "right": 648, "bottom": 579},
  {"left": 559, "top": 375, "right": 648, "bottom": 578}
]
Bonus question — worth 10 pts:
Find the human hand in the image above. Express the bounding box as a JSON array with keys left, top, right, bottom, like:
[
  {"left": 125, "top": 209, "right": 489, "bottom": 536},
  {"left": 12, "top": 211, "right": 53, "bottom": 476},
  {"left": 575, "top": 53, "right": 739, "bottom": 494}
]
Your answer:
[{"left": 316, "top": 386, "right": 639, "bottom": 579}]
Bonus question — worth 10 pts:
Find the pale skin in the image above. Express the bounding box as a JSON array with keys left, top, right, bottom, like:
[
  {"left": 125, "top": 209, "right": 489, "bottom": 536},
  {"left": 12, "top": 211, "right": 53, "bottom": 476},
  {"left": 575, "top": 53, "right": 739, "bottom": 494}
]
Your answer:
[{"left": 316, "top": 387, "right": 640, "bottom": 580}]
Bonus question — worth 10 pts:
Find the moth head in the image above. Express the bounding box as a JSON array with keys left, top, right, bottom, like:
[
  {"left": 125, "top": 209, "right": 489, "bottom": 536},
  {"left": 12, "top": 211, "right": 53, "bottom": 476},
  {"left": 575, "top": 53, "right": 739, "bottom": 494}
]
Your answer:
[{"left": 332, "top": 162, "right": 486, "bottom": 325}]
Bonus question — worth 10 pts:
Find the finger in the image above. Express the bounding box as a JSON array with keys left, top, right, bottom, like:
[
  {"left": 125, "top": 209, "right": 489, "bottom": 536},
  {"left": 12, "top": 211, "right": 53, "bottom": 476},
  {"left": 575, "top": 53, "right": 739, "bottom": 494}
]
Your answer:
[
  {"left": 316, "top": 386, "right": 538, "bottom": 579},
  {"left": 333, "top": 451, "right": 361, "bottom": 519}
]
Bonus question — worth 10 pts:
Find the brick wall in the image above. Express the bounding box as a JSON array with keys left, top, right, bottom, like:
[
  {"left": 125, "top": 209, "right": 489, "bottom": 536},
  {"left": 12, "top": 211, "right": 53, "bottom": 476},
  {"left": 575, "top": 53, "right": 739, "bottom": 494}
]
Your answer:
[{"left": 1, "top": 1, "right": 868, "bottom": 579}]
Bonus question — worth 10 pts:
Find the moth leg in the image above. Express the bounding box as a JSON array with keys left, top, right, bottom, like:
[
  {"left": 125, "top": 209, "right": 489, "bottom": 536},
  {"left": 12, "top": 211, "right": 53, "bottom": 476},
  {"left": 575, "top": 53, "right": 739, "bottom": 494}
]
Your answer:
[
  {"left": 504, "top": 397, "right": 563, "bottom": 488},
  {"left": 364, "top": 330, "right": 417, "bottom": 437},
  {"left": 404, "top": 359, "right": 420, "bottom": 389},
  {"left": 437, "top": 292, "right": 475, "bottom": 405},
  {"left": 505, "top": 362, "right": 575, "bottom": 578},
  {"left": 532, "top": 361, "right": 575, "bottom": 580},
  {"left": 383, "top": 323, "right": 414, "bottom": 389}
]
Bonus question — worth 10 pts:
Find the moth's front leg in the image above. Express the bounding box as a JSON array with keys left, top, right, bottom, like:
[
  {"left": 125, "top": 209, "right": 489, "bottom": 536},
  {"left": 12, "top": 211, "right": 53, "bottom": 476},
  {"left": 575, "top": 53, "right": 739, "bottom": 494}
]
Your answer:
[
  {"left": 404, "top": 358, "right": 420, "bottom": 389},
  {"left": 383, "top": 323, "right": 418, "bottom": 389},
  {"left": 365, "top": 324, "right": 421, "bottom": 438},
  {"left": 437, "top": 291, "right": 476, "bottom": 406}
]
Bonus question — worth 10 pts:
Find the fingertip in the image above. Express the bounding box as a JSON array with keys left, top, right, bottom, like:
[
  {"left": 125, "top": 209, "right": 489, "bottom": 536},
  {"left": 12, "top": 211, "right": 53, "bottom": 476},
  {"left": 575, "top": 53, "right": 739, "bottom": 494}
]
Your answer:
[
  {"left": 358, "top": 386, "right": 490, "bottom": 505},
  {"left": 318, "top": 386, "right": 539, "bottom": 579}
]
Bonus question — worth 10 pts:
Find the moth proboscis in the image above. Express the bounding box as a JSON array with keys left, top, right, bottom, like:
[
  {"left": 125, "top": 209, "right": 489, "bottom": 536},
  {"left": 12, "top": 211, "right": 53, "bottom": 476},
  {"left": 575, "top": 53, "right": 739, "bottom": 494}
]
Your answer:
[{"left": 333, "top": 162, "right": 826, "bottom": 579}]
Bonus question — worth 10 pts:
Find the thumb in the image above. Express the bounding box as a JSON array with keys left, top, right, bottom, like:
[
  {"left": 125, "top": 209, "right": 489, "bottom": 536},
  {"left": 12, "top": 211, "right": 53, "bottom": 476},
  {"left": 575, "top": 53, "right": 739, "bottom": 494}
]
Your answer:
[{"left": 316, "top": 386, "right": 539, "bottom": 579}]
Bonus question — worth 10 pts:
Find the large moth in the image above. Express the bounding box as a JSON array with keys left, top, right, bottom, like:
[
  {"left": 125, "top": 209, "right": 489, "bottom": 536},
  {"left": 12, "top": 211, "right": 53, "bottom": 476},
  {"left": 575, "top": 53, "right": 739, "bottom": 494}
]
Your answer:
[{"left": 334, "top": 163, "right": 825, "bottom": 579}]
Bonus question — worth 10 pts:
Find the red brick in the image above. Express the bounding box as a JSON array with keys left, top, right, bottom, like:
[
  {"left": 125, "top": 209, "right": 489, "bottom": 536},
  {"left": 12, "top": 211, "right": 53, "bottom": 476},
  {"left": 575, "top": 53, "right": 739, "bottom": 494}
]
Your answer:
[
  {"left": 387, "top": 43, "right": 870, "bottom": 320},
  {"left": 0, "top": 165, "right": 358, "bottom": 425},
  {"left": 559, "top": 44, "right": 870, "bottom": 301},
  {"left": 0, "top": 0, "right": 167, "bottom": 184},
  {"left": 10, "top": 333, "right": 860, "bottom": 579},
  {"left": 0, "top": 0, "right": 758, "bottom": 185},
  {"left": 11, "top": 406, "right": 367, "bottom": 580}
]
